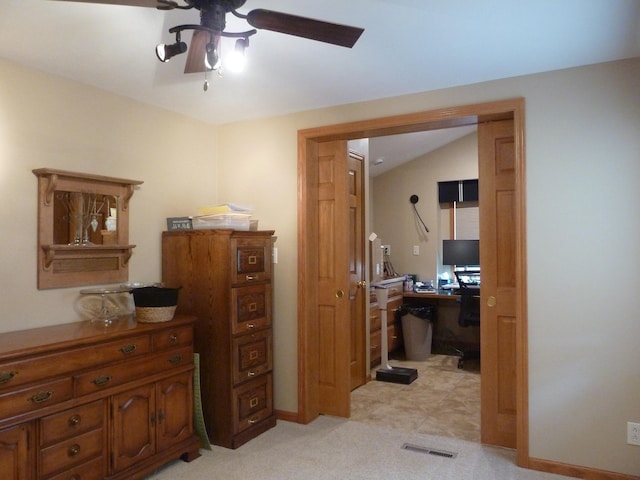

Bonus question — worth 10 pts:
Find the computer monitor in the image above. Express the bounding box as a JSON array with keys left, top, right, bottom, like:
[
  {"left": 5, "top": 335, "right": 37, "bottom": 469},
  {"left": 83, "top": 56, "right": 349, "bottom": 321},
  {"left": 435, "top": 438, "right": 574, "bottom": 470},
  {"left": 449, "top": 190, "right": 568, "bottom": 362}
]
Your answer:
[{"left": 442, "top": 239, "right": 480, "bottom": 266}]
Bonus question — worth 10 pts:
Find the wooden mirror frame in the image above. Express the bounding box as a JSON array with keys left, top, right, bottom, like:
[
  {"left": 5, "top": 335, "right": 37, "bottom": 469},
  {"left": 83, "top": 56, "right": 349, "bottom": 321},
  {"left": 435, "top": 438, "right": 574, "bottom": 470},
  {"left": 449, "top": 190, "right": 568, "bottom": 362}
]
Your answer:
[{"left": 33, "top": 168, "right": 143, "bottom": 289}]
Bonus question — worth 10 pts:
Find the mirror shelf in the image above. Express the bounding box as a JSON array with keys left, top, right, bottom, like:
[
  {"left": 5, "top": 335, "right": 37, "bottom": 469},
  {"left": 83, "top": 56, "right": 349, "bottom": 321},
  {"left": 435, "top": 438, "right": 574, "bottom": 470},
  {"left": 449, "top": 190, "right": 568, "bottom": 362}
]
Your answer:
[{"left": 33, "top": 168, "right": 143, "bottom": 289}]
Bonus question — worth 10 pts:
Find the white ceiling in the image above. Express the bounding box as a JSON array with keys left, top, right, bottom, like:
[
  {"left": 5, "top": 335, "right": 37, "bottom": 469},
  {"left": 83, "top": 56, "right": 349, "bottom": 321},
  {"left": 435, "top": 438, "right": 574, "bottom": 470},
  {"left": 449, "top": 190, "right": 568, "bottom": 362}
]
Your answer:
[
  {"left": 1, "top": 0, "right": 638, "bottom": 128},
  {"left": 0, "top": 1, "right": 638, "bottom": 175}
]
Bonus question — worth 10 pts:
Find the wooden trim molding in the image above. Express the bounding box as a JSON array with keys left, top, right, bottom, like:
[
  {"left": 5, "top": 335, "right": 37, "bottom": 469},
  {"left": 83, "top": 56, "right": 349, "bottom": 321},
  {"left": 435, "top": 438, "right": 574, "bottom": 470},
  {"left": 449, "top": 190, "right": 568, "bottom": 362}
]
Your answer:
[
  {"left": 528, "top": 457, "right": 639, "bottom": 480},
  {"left": 297, "top": 98, "right": 529, "bottom": 454}
]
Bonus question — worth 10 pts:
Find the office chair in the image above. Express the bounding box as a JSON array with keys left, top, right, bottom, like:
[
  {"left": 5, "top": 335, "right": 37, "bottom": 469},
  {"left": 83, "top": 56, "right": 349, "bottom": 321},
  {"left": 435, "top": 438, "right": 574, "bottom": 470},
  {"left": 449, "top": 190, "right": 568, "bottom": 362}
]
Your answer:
[{"left": 455, "top": 281, "right": 480, "bottom": 369}]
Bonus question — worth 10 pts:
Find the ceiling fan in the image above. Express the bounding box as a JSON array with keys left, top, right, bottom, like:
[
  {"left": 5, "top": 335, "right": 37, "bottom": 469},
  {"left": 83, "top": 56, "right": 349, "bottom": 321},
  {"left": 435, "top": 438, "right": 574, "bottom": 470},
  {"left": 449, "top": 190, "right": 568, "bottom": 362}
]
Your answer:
[{"left": 54, "top": 0, "right": 365, "bottom": 75}]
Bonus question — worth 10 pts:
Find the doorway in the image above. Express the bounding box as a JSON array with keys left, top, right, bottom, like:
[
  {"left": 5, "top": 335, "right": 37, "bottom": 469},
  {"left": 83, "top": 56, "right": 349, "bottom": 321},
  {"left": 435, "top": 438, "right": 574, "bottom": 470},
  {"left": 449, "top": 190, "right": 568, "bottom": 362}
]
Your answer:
[{"left": 297, "top": 99, "right": 528, "bottom": 466}]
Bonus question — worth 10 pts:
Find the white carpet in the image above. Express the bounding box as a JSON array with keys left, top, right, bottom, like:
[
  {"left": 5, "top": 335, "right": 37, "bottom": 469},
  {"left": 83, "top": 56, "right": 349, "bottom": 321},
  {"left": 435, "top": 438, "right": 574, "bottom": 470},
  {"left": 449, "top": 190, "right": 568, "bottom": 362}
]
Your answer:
[{"left": 146, "top": 416, "right": 570, "bottom": 479}]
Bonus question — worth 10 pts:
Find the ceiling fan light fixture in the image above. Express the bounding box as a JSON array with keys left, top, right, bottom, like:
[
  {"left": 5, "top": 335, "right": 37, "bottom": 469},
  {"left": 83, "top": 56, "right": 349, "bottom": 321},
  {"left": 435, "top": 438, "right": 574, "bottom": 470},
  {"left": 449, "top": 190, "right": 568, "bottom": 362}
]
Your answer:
[
  {"left": 156, "top": 40, "right": 187, "bottom": 63},
  {"left": 205, "top": 41, "right": 221, "bottom": 71},
  {"left": 226, "top": 37, "right": 249, "bottom": 73}
]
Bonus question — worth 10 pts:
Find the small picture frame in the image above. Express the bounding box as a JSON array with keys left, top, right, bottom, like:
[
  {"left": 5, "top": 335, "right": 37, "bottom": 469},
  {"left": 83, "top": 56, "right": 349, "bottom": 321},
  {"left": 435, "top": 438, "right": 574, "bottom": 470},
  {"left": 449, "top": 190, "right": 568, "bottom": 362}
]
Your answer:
[{"left": 166, "top": 217, "right": 193, "bottom": 231}]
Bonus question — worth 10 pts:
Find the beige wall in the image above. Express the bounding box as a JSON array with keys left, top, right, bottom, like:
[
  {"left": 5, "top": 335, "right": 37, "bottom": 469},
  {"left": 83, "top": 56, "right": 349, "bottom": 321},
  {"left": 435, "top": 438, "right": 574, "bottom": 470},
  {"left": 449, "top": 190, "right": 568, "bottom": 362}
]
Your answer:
[
  {"left": 218, "top": 58, "right": 640, "bottom": 476},
  {"left": 0, "top": 58, "right": 219, "bottom": 331},
  {"left": 372, "top": 132, "right": 478, "bottom": 284},
  {"left": 1, "top": 55, "right": 639, "bottom": 476}
]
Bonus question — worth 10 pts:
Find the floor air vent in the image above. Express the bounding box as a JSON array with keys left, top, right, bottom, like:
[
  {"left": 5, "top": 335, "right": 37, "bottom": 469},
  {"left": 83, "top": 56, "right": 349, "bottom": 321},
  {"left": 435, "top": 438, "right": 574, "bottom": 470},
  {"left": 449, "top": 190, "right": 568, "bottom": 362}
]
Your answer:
[{"left": 401, "top": 443, "right": 457, "bottom": 459}]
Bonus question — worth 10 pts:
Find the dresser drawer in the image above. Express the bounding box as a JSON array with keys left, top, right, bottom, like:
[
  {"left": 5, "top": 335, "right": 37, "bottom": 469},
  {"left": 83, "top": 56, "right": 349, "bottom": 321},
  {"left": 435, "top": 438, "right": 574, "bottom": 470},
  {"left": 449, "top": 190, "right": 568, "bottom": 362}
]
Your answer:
[
  {"left": 152, "top": 325, "right": 193, "bottom": 351},
  {"left": 45, "top": 455, "right": 105, "bottom": 480},
  {"left": 231, "top": 283, "right": 272, "bottom": 335},
  {"left": 75, "top": 346, "right": 193, "bottom": 396},
  {"left": 0, "top": 377, "right": 73, "bottom": 419},
  {"left": 370, "top": 304, "right": 381, "bottom": 332},
  {"left": 386, "top": 281, "right": 404, "bottom": 299},
  {"left": 386, "top": 297, "right": 402, "bottom": 326},
  {"left": 232, "top": 330, "right": 272, "bottom": 385},
  {"left": 0, "top": 335, "right": 151, "bottom": 392},
  {"left": 232, "top": 374, "right": 273, "bottom": 435},
  {"left": 40, "top": 400, "right": 105, "bottom": 447},
  {"left": 231, "top": 237, "right": 271, "bottom": 284},
  {"left": 39, "top": 427, "right": 104, "bottom": 478}
]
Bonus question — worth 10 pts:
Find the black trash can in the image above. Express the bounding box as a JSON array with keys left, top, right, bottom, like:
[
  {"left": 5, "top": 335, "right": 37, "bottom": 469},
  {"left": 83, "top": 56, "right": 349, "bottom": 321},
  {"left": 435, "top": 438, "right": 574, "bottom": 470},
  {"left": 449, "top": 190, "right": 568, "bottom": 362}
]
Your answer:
[{"left": 398, "top": 304, "right": 436, "bottom": 361}]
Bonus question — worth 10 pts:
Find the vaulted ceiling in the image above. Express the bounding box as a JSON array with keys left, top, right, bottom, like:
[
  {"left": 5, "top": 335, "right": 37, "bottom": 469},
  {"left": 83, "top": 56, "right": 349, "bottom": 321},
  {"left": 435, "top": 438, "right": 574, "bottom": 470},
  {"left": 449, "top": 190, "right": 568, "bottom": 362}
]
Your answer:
[{"left": 1, "top": 0, "right": 638, "bottom": 128}]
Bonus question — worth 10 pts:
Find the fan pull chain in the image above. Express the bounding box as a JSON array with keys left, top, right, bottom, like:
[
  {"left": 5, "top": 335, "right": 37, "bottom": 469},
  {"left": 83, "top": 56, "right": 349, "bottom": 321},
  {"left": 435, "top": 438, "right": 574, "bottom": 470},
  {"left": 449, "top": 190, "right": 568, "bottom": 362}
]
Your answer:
[{"left": 203, "top": 70, "right": 209, "bottom": 92}]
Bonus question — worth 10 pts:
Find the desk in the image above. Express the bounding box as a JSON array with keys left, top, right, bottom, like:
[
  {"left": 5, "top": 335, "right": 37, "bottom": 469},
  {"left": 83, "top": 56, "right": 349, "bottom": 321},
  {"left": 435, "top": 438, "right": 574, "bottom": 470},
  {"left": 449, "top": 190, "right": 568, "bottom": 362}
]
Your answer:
[{"left": 402, "top": 290, "right": 480, "bottom": 355}]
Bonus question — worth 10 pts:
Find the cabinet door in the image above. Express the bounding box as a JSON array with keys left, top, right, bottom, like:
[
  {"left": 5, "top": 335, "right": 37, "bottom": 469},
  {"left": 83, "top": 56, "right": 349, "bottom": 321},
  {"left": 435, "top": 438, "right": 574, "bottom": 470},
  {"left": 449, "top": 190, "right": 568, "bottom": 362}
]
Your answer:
[
  {"left": 111, "top": 384, "right": 156, "bottom": 473},
  {"left": 0, "top": 424, "right": 32, "bottom": 480},
  {"left": 156, "top": 372, "right": 194, "bottom": 451}
]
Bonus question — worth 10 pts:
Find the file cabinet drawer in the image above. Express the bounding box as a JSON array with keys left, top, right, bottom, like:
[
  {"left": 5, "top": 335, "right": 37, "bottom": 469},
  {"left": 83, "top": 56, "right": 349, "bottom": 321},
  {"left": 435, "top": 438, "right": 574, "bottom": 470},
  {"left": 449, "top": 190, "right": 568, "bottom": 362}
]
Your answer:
[
  {"left": 231, "top": 236, "right": 272, "bottom": 284},
  {"left": 232, "top": 330, "right": 272, "bottom": 385},
  {"left": 39, "top": 427, "right": 104, "bottom": 477},
  {"left": 40, "top": 400, "right": 105, "bottom": 447},
  {"left": 232, "top": 374, "right": 273, "bottom": 435},
  {"left": 231, "top": 283, "right": 272, "bottom": 335}
]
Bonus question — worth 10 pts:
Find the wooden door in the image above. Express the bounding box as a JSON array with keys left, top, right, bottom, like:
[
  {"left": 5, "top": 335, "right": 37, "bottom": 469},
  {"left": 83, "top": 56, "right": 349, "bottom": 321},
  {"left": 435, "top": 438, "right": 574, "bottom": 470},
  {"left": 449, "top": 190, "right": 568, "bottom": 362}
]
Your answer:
[
  {"left": 111, "top": 384, "right": 156, "bottom": 472},
  {"left": 348, "top": 151, "right": 366, "bottom": 390},
  {"left": 479, "top": 119, "right": 517, "bottom": 448},
  {"left": 316, "top": 141, "right": 351, "bottom": 417}
]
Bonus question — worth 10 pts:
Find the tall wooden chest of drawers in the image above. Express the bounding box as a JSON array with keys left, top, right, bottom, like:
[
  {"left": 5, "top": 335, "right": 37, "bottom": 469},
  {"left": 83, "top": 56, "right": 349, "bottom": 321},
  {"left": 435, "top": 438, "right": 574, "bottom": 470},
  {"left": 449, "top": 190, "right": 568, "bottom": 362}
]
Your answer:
[
  {"left": 162, "top": 229, "right": 276, "bottom": 449},
  {"left": 0, "top": 315, "right": 201, "bottom": 480}
]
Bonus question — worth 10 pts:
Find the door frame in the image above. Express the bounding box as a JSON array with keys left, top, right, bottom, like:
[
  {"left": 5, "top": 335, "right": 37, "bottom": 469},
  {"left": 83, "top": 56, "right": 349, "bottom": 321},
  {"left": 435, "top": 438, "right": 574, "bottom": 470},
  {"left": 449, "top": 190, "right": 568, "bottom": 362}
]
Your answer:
[{"left": 297, "top": 98, "right": 528, "bottom": 466}]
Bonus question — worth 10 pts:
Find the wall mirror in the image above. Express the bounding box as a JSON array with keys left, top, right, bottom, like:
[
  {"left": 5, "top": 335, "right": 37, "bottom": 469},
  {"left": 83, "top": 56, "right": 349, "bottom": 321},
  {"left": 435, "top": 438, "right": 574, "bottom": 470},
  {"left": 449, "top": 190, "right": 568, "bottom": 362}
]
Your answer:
[{"left": 33, "top": 168, "right": 143, "bottom": 289}]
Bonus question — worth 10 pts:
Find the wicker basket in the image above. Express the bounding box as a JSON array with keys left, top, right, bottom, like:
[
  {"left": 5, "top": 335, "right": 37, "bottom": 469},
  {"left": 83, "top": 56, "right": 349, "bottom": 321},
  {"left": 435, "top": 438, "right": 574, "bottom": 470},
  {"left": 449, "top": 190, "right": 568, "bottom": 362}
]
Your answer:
[
  {"left": 130, "top": 286, "right": 180, "bottom": 323},
  {"left": 135, "top": 305, "right": 177, "bottom": 323}
]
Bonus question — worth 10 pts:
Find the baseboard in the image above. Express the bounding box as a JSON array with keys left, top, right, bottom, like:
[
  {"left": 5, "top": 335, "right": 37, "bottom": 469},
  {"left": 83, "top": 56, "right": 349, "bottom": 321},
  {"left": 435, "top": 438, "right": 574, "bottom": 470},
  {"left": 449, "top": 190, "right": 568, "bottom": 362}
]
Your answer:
[
  {"left": 528, "top": 457, "right": 638, "bottom": 480},
  {"left": 275, "top": 409, "right": 300, "bottom": 423}
]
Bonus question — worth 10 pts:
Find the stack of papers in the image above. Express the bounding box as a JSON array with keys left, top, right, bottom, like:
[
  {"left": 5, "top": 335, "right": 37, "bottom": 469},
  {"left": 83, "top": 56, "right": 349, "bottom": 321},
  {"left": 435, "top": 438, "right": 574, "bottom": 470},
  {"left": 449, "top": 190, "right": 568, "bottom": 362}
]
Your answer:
[
  {"left": 192, "top": 204, "right": 255, "bottom": 231},
  {"left": 197, "top": 203, "right": 252, "bottom": 216}
]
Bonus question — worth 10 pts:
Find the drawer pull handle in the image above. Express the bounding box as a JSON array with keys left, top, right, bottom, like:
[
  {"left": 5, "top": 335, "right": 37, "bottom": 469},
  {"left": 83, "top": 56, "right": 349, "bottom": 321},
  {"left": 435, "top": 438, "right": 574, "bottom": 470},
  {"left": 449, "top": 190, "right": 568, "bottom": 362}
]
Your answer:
[
  {"left": 68, "top": 414, "right": 81, "bottom": 426},
  {"left": 29, "top": 391, "right": 53, "bottom": 403},
  {"left": 70, "top": 475, "right": 80, "bottom": 480},
  {"left": 169, "top": 334, "right": 178, "bottom": 343},
  {"left": 169, "top": 354, "right": 183, "bottom": 365},
  {"left": 68, "top": 444, "right": 81, "bottom": 457},
  {"left": 0, "top": 370, "right": 17, "bottom": 385},
  {"left": 245, "top": 275, "right": 257, "bottom": 281},
  {"left": 247, "top": 370, "right": 256, "bottom": 377},
  {"left": 120, "top": 344, "right": 137, "bottom": 355},
  {"left": 246, "top": 323, "right": 255, "bottom": 330},
  {"left": 92, "top": 375, "right": 112, "bottom": 387},
  {"left": 248, "top": 417, "right": 258, "bottom": 425}
]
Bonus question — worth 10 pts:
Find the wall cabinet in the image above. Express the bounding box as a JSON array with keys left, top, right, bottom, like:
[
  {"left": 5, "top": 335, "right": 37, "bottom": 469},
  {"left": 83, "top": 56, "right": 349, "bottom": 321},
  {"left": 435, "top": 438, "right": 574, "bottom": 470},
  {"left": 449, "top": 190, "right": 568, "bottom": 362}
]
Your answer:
[
  {"left": 162, "top": 229, "right": 276, "bottom": 449},
  {"left": 0, "top": 316, "right": 200, "bottom": 480},
  {"left": 369, "top": 279, "right": 404, "bottom": 368}
]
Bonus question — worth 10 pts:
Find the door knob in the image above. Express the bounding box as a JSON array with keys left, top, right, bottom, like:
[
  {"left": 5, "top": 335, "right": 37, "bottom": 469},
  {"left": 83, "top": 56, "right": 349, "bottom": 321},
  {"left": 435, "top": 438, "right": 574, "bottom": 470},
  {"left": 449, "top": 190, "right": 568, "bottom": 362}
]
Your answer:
[
  {"left": 356, "top": 281, "right": 367, "bottom": 288},
  {"left": 487, "top": 296, "right": 496, "bottom": 307}
]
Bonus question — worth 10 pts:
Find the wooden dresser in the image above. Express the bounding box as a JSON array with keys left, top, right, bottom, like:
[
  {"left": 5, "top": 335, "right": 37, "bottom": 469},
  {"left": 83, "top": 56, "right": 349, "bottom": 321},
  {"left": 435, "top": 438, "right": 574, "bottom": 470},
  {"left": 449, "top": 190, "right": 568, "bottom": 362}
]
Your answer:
[
  {"left": 369, "top": 278, "right": 404, "bottom": 368},
  {"left": 0, "top": 315, "right": 201, "bottom": 480},
  {"left": 162, "top": 229, "right": 276, "bottom": 449}
]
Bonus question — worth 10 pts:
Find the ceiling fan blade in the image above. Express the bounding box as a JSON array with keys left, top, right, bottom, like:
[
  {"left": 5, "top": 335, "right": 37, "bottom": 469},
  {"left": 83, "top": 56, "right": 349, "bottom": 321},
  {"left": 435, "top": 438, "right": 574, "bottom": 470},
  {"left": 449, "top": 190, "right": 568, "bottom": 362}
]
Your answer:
[
  {"left": 184, "top": 30, "right": 209, "bottom": 74},
  {"left": 51, "top": 0, "right": 160, "bottom": 6},
  {"left": 246, "top": 9, "right": 364, "bottom": 48}
]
